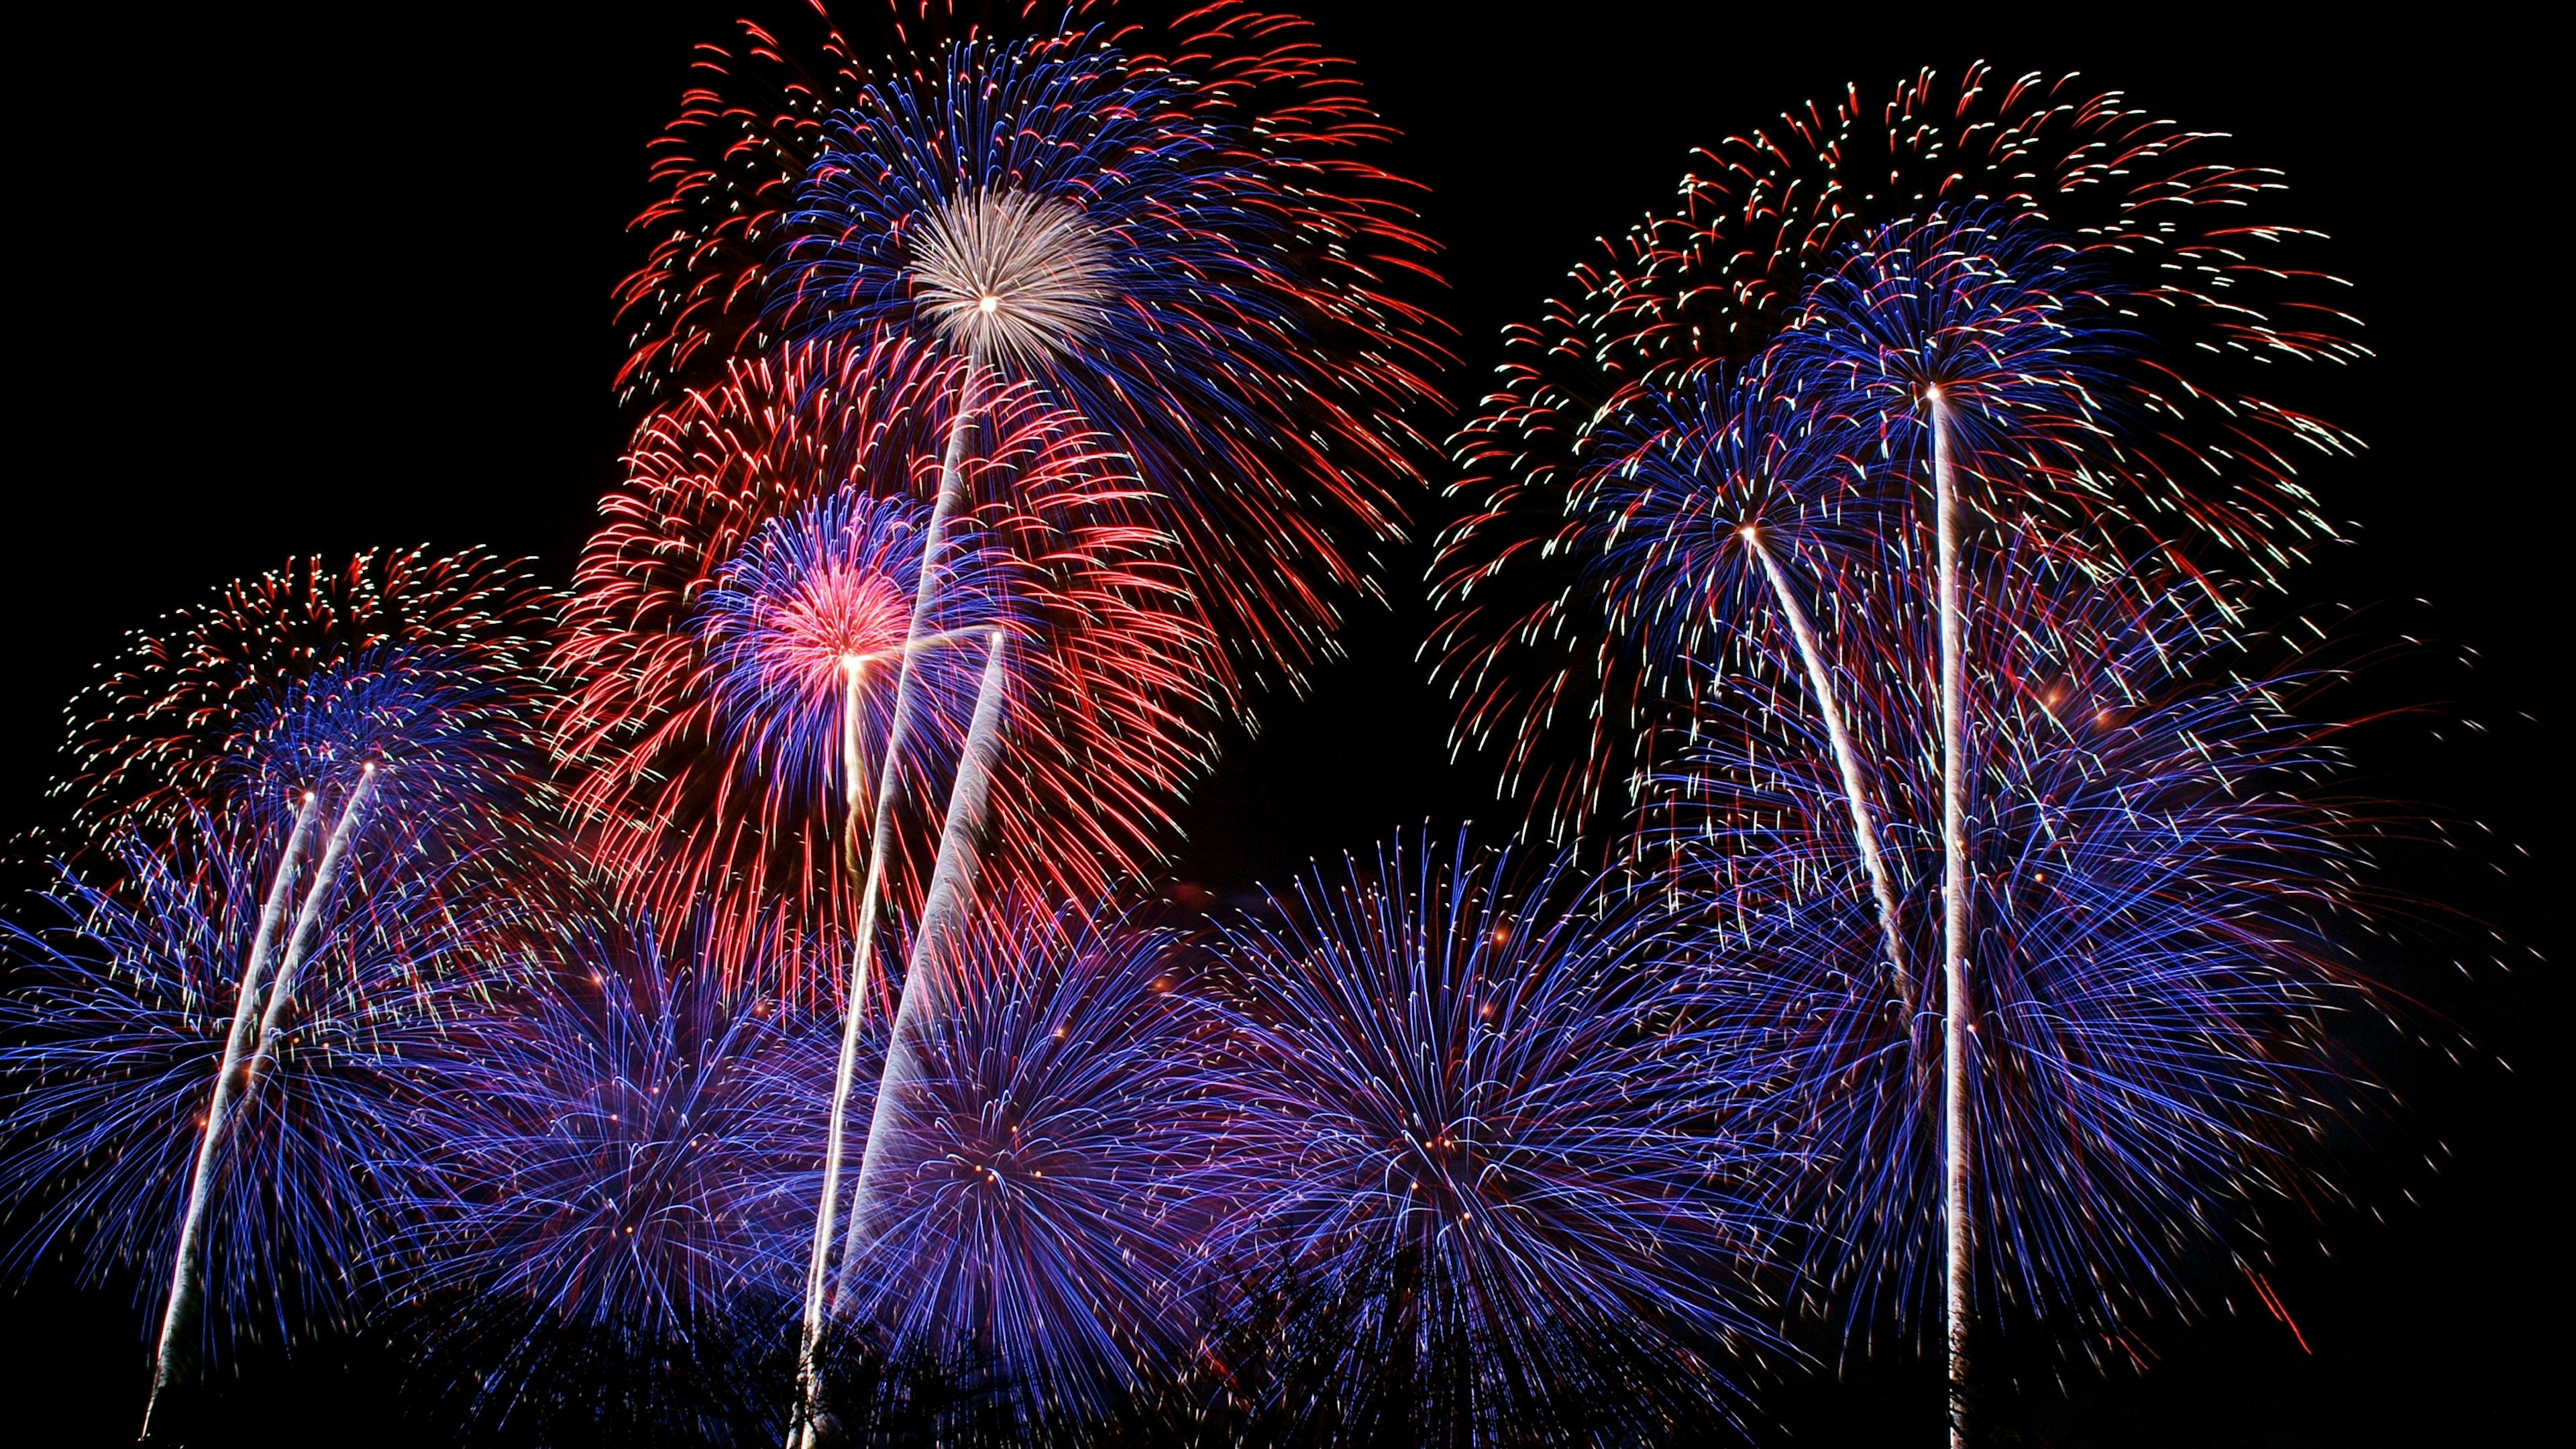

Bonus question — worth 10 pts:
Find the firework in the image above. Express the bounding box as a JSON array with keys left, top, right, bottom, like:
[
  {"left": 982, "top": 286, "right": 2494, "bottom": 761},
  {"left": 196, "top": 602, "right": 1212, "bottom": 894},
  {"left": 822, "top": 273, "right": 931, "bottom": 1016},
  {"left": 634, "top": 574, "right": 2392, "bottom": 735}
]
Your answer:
[
  {"left": 1434, "top": 66, "right": 2361, "bottom": 847},
  {"left": 556, "top": 335, "right": 1221, "bottom": 1438},
  {"left": 0, "top": 819, "right": 480, "bottom": 1433},
  {"left": 1499, "top": 366, "right": 1913, "bottom": 1004},
  {"left": 1768, "top": 214, "right": 2171, "bottom": 1432},
  {"left": 1659, "top": 546, "right": 2373, "bottom": 1377},
  {"left": 616, "top": 2, "right": 1441, "bottom": 682},
  {"left": 380, "top": 911, "right": 834, "bottom": 1441},
  {"left": 798, "top": 626, "right": 1011, "bottom": 1432},
  {"left": 1197, "top": 837, "right": 1783, "bottom": 1437},
  {"left": 44, "top": 595, "right": 556, "bottom": 1432},
  {"left": 829, "top": 900, "right": 1240, "bottom": 1423},
  {"left": 553, "top": 335, "right": 1217, "bottom": 989},
  {"left": 58, "top": 547, "right": 554, "bottom": 851}
]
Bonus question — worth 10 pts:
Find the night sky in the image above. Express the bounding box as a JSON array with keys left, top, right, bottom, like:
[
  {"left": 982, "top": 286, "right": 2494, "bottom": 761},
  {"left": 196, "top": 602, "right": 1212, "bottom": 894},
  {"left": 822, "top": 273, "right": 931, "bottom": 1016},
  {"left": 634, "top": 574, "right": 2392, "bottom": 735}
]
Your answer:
[{"left": 3, "top": 5, "right": 2555, "bottom": 1443}]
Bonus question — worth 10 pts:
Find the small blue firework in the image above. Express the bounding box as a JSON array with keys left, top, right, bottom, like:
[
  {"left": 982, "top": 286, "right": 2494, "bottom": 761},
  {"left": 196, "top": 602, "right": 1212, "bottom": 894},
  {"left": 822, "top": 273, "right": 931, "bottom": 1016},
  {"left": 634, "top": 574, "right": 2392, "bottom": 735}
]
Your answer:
[
  {"left": 386, "top": 913, "right": 835, "bottom": 1332},
  {"left": 838, "top": 900, "right": 1238, "bottom": 1418},
  {"left": 0, "top": 820, "right": 472, "bottom": 1359},
  {"left": 1198, "top": 836, "right": 1786, "bottom": 1432}
]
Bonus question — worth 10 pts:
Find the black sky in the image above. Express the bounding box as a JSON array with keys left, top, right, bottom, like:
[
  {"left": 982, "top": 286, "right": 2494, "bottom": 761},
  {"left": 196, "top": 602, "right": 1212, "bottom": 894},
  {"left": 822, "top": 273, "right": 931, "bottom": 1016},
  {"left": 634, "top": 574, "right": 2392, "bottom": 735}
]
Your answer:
[{"left": 4, "top": 4, "right": 2558, "bottom": 1443}]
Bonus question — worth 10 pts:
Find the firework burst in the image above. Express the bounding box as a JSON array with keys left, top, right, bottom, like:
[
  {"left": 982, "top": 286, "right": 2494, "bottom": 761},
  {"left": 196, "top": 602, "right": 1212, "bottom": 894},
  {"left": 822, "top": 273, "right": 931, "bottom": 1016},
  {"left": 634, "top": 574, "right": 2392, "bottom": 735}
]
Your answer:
[
  {"left": 1434, "top": 66, "right": 2362, "bottom": 845},
  {"left": 1196, "top": 837, "right": 1785, "bottom": 1437},
  {"left": 833, "top": 900, "right": 1238, "bottom": 1421},
  {"left": 0, "top": 820, "right": 480, "bottom": 1403},
  {"left": 616, "top": 2, "right": 1443, "bottom": 682},
  {"left": 553, "top": 334, "right": 1218, "bottom": 991},
  {"left": 57, "top": 547, "right": 554, "bottom": 853},
  {"left": 35, "top": 557, "right": 559, "bottom": 1432},
  {"left": 380, "top": 911, "right": 835, "bottom": 1441},
  {"left": 1657, "top": 547, "right": 2375, "bottom": 1359}
]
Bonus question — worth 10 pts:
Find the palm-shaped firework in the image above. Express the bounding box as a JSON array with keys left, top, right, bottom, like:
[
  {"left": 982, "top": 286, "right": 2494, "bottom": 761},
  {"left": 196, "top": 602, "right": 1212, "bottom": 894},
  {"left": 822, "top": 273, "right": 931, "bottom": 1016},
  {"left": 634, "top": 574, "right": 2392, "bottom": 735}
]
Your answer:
[
  {"left": 554, "top": 329, "right": 1222, "bottom": 1432},
  {"left": 0, "top": 817, "right": 488, "bottom": 1438},
  {"left": 1434, "top": 67, "right": 2359, "bottom": 847},
  {"left": 620, "top": 3, "right": 1441, "bottom": 676}
]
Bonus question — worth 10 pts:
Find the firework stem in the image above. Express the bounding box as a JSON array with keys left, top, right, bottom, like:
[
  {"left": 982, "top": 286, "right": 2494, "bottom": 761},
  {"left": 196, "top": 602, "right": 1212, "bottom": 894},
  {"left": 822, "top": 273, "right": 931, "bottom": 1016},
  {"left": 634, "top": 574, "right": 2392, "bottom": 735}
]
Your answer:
[
  {"left": 794, "top": 360, "right": 979, "bottom": 1448},
  {"left": 141, "top": 792, "right": 322, "bottom": 1438},
  {"left": 1933, "top": 397, "right": 1973, "bottom": 1449},
  {"left": 839, "top": 628, "right": 1010, "bottom": 1301},
  {"left": 1746, "top": 531, "right": 1912, "bottom": 1013},
  {"left": 246, "top": 765, "right": 380, "bottom": 1085},
  {"left": 839, "top": 657, "right": 870, "bottom": 871}
]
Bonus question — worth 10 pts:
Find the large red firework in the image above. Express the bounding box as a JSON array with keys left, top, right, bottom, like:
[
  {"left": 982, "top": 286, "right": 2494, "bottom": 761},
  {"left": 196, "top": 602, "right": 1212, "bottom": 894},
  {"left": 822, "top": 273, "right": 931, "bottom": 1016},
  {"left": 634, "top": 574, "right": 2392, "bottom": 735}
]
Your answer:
[
  {"left": 610, "top": 1, "right": 1445, "bottom": 687},
  {"left": 553, "top": 332, "right": 1220, "bottom": 996}
]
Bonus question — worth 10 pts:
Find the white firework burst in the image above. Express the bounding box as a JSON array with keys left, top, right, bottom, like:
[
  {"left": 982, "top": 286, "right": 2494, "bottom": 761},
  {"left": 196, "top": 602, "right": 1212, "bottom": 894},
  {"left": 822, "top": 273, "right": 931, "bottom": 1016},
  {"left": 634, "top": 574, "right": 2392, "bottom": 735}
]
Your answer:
[{"left": 906, "top": 190, "right": 1109, "bottom": 367}]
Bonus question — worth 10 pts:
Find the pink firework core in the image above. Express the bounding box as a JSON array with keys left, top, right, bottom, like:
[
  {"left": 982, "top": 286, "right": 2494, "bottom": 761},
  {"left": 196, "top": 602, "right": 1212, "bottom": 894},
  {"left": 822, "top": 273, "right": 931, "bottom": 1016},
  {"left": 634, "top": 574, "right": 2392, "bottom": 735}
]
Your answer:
[{"left": 750, "top": 560, "right": 914, "bottom": 704}]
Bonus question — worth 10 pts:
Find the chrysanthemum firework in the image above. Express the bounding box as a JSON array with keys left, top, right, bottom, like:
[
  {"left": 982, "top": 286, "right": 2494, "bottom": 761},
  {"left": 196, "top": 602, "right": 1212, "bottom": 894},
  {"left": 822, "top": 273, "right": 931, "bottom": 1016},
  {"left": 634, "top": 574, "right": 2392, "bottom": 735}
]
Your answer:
[
  {"left": 616, "top": 1, "right": 1444, "bottom": 682},
  {"left": 1658, "top": 546, "right": 2375, "bottom": 1354},
  {"left": 1197, "top": 837, "right": 1784, "bottom": 1434},
  {"left": 379, "top": 911, "right": 834, "bottom": 1440},
  {"left": 836, "top": 900, "right": 1238, "bottom": 1419},
  {"left": 56, "top": 545, "right": 555, "bottom": 854},
  {"left": 553, "top": 335, "right": 1218, "bottom": 991},
  {"left": 0, "top": 819, "right": 474, "bottom": 1371},
  {"left": 1434, "top": 66, "right": 2362, "bottom": 843}
]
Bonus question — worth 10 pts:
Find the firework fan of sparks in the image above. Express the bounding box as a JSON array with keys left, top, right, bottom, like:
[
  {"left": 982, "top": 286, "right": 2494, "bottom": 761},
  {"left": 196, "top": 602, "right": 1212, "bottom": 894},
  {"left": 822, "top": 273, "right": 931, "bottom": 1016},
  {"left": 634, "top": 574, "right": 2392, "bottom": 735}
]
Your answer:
[
  {"left": 615, "top": 1, "right": 1444, "bottom": 685},
  {"left": 380, "top": 914, "right": 834, "bottom": 1373},
  {"left": 0, "top": 820, "right": 480, "bottom": 1360},
  {"left": 553, "top": 334, "right": 1219, "bottom": 995},
  {"left": 1654, "top": 543, "right": 2382, "bottom": 1350},
  {"left": 56, "top": 547, "right": 556, "bottom": 854},
  {"left": 1433, "top": 66, "right": 2364, "bottom": 844},
  {"left": 838, "top": 899, "right": 1239, "bottom": 1418},
  {"left": 1196, "top": 835, "right": 1787, "bottom": 1431}
]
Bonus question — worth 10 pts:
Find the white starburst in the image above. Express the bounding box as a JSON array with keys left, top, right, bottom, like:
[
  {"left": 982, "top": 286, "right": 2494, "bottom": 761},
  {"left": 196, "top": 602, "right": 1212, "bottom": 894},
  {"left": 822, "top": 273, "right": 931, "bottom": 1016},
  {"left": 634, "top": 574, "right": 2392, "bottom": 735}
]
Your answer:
[{"left": 907, "top": 189, "right": 1109, "bottom": 366}]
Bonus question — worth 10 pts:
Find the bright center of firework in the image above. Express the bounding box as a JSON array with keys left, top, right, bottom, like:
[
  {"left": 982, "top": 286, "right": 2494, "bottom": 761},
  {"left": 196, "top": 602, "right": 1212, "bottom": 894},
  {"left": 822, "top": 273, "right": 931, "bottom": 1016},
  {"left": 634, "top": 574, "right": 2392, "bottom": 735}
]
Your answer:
[
  {"left": 756, "top": 564, "right": 910, "bottom": 697},
  {"left": 908, "top": 189, "right": 1109, "bottom": 366}
]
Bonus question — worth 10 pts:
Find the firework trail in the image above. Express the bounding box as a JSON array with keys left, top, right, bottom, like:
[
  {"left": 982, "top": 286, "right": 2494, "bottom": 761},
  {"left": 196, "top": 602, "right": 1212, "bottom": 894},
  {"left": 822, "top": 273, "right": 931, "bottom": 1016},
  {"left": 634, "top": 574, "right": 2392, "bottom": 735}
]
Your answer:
[
  {"left": 379, "top": 910, "right": 835, "bottom": 1443},
  {"left": 830, "top": 900, "right": 1241, "bottom": 1424},
  {"left": 798, "top": 627, "right": 1010, "bottom": 1434},
  {"left": 553, "top": 335, "right": 1216, "bottom": 989},
  {"left": 1552, "top": 368, "right": 1912, "bottom": 1006},
  {"left": 1195, "top": 836, "right": 1785, "bottom": 1440},
  {"left": 1769, "top": 214, "right": 2174, "bottom": 1434},
  {"left": 1432, "top": 66, "right": 2361, "bottom": 847},
  {"left": 0, "top": 818, "right": 482, "bottom": 1433},
  {"left": 839, "top": 629, "right": 1008, "bottom": 1281},
  {"left": 616, "top": 1, "right": 1443, "bottom": 684},
  {"left": 1657, "top": 545, "right": 2375, "bottom": 1377}
]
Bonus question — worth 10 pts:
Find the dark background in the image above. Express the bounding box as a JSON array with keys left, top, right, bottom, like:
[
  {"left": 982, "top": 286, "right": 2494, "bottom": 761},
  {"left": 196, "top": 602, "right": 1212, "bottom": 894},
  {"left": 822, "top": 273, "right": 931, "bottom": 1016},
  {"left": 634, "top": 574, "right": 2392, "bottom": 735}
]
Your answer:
[{"left": 3, "top": 3, "right": 2556, "bottom": 1443}]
